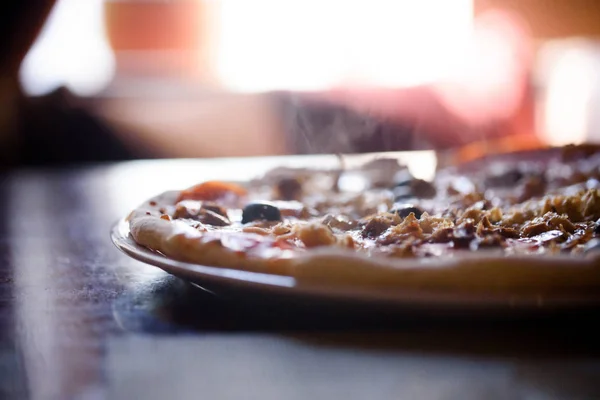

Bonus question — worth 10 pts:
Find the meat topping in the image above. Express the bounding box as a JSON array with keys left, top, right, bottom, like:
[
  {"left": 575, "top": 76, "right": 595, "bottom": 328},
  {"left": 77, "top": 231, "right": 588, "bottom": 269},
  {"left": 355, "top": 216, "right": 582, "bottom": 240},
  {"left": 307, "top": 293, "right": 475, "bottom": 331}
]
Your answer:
[
  {"left": 362, "top": 216, "right": 393, "bottom": 238},
  {"left": 160, "top": 144, "right": 600, "bottom": 258},
  {"left": 410, "top": 179, "right": 437, "bottom": 199},
  {"left": 275, "top": 178, "right": 303, "bottom": 201}
]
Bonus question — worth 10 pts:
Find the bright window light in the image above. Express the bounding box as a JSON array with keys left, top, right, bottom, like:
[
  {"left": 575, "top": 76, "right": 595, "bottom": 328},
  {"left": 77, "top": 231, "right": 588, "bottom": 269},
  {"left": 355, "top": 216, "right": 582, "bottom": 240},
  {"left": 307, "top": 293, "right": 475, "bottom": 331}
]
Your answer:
[
  {"left": 19, "top": 0, "right": 115, "bottom": 97},
  {"left": 215, "top": 0, "right": 473, "bottom": 92},
  {"left": 539, "top": 41, "right": 600, "bottom": 146},
  {"left": 19, "top": 0, "right": 474, "bottom": 95}
]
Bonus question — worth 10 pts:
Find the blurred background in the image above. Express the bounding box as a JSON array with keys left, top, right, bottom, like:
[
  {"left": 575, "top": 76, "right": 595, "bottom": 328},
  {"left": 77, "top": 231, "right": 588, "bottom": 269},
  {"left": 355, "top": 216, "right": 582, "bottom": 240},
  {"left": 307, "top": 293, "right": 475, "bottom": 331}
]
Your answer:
[{"left": 2, "top": 0, "right": 600, "bottom": 166}]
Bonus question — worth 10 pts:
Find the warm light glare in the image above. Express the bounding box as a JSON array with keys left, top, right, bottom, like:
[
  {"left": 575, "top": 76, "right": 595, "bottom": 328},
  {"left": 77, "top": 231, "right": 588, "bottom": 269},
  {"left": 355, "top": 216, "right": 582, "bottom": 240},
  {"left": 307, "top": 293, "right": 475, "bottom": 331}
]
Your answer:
[
  {"left": 216, "top": 0, "right": 473, "bottom": 92},
  {"left": 435, "top": 10, "right": 531, "bottom": 125},
  {"left": 20, "top": 0, "right": 474, "bottom": 96},
  {"left": 19, "top": 0, "right": 115, "bottom": 96},
  {"left": 541, "top": 45, "right": 599, "bottom": 146}
]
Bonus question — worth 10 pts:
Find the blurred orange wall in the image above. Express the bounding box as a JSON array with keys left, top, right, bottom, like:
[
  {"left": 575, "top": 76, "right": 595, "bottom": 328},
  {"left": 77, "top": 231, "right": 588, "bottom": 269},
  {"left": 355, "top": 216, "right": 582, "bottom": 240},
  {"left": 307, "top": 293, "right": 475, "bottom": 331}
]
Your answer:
[
  {"left": 104, "top": 0, "right": 216, "bottom": 82},
  {"left": 475, "top": 0, "right": 600, "bottom": 39}
]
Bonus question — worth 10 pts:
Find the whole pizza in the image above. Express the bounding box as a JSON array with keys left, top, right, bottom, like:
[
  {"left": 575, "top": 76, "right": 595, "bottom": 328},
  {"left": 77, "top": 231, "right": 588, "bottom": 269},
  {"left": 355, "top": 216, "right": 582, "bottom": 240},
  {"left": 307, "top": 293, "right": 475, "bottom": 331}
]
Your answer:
[{"left": 127, "top": 144, "right": 600, "bottom": 295}]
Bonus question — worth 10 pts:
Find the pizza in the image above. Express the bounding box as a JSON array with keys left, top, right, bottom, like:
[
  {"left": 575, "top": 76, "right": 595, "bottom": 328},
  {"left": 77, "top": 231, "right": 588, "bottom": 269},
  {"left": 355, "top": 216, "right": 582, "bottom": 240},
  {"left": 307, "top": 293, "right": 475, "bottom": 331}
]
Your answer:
[{"left": 127, "top": 144, "right": 600, "bottom": 295}]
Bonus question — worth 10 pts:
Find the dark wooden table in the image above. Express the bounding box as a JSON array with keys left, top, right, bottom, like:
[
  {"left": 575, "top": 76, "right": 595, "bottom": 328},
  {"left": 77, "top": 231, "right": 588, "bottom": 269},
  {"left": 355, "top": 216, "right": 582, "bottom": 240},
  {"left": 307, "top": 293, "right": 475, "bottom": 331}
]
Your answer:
[{"left": 1, "top": 158, "right": 600, "bottom": 400}]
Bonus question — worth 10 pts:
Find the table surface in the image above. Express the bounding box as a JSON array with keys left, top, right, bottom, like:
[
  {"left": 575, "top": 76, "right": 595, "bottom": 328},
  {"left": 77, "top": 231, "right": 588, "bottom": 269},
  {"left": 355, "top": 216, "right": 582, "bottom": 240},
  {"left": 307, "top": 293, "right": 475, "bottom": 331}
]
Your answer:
[{"left": 1, "top": 157, "right": 600, "bottom": 400}]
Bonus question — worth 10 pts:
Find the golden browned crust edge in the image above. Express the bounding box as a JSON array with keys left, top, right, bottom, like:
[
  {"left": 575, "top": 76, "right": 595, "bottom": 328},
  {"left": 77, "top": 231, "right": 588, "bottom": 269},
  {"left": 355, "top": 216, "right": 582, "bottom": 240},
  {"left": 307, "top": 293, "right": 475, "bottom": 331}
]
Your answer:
[
  {"left": 128, "top": 191, "right": 600, "bottom": 295},
  {"left": 128, "top": 192, "right": 295, "bottom": 275}
]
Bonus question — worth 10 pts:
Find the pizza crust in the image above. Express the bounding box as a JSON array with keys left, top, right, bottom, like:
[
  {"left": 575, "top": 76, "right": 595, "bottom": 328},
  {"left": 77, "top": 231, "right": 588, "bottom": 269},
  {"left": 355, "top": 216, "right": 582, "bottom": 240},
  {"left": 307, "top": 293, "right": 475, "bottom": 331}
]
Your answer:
[
  {"left": 129, "top": 192, "right": 296, "bottom": 275},
  {"left": 128, "top": 191, "right": 600, "bottom": 295}
]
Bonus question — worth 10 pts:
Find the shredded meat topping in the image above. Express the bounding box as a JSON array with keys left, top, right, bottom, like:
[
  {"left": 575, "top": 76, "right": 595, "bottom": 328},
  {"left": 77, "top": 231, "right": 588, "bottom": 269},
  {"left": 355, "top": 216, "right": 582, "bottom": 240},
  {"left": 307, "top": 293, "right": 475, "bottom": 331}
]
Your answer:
[
  {"left": 167, "top": 145, "right": 600, "bottom": 257},
  {"left": 362, "top": 215, "right": 394, "bottom": 238},
  {"left": 295, "top": 223, "right": 337, "bottom": 248}
]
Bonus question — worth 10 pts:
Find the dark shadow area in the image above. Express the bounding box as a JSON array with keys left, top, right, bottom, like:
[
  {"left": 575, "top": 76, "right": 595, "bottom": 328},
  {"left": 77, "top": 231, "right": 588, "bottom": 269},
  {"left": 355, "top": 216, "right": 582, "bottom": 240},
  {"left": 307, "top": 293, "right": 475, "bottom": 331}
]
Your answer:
[
  {"left": 110, "top": 271, "right": 600, "bottom": 359},
  {"left": 0, "top": 176, "right": 29, "bottom": 400}
]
